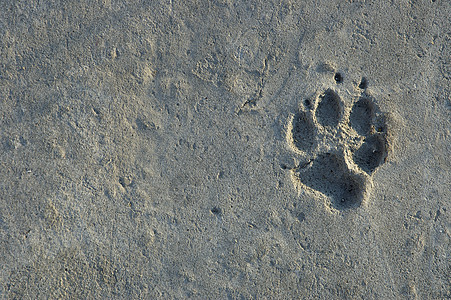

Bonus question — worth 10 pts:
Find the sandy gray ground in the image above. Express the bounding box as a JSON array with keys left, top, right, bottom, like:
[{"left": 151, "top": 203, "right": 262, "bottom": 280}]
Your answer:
[{"left": 0, "top": 0, "right": 450, "bottom": 299}]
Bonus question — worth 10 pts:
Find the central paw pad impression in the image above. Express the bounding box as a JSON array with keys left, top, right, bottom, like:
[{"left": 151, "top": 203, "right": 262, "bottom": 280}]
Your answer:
[{"left": 287, "top": 81, "right": 388, "bottom": 211}]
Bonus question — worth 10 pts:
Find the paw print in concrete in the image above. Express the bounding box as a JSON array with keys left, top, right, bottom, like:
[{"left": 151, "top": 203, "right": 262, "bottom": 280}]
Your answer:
[{"left": 286, "top": 80, "right": 389, "bottom": 211}]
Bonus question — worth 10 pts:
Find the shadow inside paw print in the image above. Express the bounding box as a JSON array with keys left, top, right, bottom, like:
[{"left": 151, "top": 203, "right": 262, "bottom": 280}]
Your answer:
[
  {"left": 295, "top": 153, "right": 365, "bottom": 210},
  {"left": 349, "top": 96, "right": 374, "bottom": 135},
  {"left": 353, "top": 134, "right": 387, "bottom": 174},
  {"left": 350, "top": 95, "right": 388, "bottom": 174},
  {"left": 315, "top": 89, "right": 341, "bottom": 128},
  {"left": 288, "top": 84, "right": 389, "bottom": 211}
]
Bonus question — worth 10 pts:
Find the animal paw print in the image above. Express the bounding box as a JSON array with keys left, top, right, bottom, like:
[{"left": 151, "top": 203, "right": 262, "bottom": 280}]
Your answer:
[{"left": 286, "top": 80, "right": 388, "bottom": 211}]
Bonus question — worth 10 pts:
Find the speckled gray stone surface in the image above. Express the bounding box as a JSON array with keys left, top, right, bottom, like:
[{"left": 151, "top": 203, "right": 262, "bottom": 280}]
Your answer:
[{"left": 1, "top": 1, "right": 449, "bottom": 298}]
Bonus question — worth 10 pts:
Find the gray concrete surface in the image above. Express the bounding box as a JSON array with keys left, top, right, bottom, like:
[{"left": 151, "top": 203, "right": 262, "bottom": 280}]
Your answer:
[{"left": 0, "top": 0, "right": 449, "bottom": 299}]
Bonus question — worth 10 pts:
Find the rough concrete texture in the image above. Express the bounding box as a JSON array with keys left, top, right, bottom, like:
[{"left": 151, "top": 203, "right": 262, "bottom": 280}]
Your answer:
[{"left": 0, "top": 0, "right": 449, "bottom": 299}]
